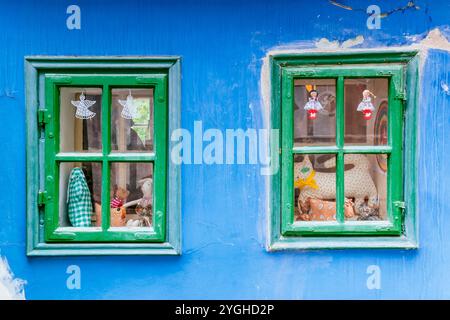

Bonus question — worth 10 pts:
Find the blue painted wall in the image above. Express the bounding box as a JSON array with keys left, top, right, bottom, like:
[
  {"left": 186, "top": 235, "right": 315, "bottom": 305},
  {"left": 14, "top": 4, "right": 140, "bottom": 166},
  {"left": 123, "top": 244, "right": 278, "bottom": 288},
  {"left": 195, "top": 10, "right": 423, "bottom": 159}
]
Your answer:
[{"left": 1, "top": 0, "right": 450, "bottom": 299}]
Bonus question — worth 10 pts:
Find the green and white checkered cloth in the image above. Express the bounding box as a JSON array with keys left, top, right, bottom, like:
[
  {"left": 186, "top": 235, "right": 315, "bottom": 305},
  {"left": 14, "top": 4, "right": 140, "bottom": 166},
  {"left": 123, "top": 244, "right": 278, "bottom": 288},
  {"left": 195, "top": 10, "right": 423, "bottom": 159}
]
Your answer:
[{"left": 67, "top": 167, "right": 92, "bottom": 227}]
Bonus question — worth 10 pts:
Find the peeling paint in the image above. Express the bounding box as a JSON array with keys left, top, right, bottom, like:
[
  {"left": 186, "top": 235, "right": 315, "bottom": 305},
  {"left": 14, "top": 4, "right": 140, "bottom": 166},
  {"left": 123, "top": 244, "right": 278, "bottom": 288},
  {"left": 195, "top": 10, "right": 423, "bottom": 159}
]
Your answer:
[
  {"left": 0, "top": 256, "right": 26, "bottom": 300},
  {"left": 441, "top": 81, "right": 450, "bottom": 96}
]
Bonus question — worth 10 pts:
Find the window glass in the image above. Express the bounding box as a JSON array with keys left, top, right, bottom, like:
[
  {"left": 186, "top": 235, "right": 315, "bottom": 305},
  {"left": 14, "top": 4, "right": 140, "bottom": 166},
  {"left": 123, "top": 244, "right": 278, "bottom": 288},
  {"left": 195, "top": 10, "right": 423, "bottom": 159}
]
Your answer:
[
  {"left": 294, "top": 79, "right": 336, "bottom": 147},
  {"left": 111, "top": 88, "right": 154, "bottom": 152},
  {"left": 344, "top": 154, "right": 388, "bottom": 221},
  {"left": 109, "top": 162, "right": 154, "bottom": 228},
  {"left": 294, "top": 154, "right": 337, "bottom": 222},
  {"left": 60, "top": 87, "right": 102, "bottom": 152},
  {"left": 59, "top": 162, "right": 102, "bottom": 228},
  {"left": 344, "top": 78, "right": 388, "bottom": 145}
]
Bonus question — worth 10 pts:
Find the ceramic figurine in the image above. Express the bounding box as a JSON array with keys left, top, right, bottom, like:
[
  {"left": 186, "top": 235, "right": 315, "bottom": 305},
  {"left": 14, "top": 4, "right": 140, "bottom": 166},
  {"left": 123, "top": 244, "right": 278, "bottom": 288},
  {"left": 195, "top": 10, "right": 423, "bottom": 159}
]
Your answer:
[
  {"left": 304, "top": 90, "right": 323, "bottom": 119},
  {"left": 357, "top": 89, "right": 376, "bottom": 120}
]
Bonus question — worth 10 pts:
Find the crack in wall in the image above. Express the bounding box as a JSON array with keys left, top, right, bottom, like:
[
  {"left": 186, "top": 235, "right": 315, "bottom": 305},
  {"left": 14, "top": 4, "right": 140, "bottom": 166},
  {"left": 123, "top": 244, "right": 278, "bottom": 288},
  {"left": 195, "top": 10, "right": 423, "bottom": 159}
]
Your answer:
[{"left": 329, "top": 0, "right": 420, "bottom": 18}]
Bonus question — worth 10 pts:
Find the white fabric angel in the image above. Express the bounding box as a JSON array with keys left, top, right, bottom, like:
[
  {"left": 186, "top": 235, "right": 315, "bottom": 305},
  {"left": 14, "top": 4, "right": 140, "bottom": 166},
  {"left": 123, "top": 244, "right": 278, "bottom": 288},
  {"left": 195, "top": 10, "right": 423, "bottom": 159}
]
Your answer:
[
  {"left": 118, "top": 91, "right": 138, "bottom": 120},
  {"left": 71, "top": 93, "right": 96, "bottom": 119}
]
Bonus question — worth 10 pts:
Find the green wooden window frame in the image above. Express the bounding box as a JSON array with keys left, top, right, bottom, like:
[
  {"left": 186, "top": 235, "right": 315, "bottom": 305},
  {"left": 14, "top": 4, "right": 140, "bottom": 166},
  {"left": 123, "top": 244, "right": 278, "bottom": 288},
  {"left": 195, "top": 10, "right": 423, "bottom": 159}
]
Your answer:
[
  {"left": 26, "top": 57, "right": 181, "bottom": 256},
  {"left": 269, "top": 51, "right": 419, "bottom": 250}
]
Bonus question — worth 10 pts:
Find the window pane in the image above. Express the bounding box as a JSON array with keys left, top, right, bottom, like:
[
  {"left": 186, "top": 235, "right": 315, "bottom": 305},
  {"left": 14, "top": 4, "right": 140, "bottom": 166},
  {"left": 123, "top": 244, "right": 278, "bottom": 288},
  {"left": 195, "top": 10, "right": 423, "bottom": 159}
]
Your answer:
[
  {"left": 110, "top": 162, "right": 153, "bottom": 228},
  {"left": 294, "top": 154, "right": 337, "bottom": 221},
  {"left": 59, "top": 162, "right": 102, "bottom": 227},
  {"left": 344, "top": 78, "right": 388, "bottom": 145},
  {"left": 344, "top": 154, "right": 387, "bottom": 221},
  {"left": 111, "top": 88, "right": 154, "bottom": 152},
  {"left": 294, "top": 79, "right": 336, "bottom": 147},
  {"left": 60, "top": 87, "right": 102, "bottom": 152}
]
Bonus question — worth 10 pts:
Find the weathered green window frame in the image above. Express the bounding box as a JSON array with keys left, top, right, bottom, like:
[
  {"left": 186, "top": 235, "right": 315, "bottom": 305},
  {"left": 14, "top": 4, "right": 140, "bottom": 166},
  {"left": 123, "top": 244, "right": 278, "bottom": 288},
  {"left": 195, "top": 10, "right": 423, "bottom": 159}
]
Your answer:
[
  {"left": 269, "top": 51, "right": 419, "bottom": 250},
  {"left": 26, "top": 57, "right": 181, "bottom": 256}
]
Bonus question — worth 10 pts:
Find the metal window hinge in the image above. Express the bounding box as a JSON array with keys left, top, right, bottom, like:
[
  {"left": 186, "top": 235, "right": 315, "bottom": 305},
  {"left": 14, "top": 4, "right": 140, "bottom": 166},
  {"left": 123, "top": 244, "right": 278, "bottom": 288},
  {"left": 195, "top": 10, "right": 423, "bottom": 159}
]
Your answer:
[
  {"left": 394, "top": 201, "right": 406, "bottom": 217},
  {"left": 395, "top": 92, "right": 407, "bottom": 102},
  {"left": 38, "top": 109, "right": 50, "bottom": 126},
  {"left": 38, "top": 190, "right": 47, "bottom": 206}
]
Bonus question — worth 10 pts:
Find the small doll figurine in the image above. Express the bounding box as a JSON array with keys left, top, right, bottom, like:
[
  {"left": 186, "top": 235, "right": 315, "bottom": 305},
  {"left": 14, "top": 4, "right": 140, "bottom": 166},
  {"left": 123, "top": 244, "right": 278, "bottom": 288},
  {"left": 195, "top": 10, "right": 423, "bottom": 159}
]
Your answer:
[
  {"left": 357, "top": 89, "right": 376, "bottom": 120},
  {"left": 304, "top": 90, "right": 323, "bottom": 120}
]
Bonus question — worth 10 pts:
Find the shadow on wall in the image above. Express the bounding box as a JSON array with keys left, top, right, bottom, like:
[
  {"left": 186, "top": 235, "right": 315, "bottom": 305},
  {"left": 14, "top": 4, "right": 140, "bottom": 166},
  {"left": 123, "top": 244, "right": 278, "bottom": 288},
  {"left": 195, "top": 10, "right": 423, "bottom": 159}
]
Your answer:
[{"left": 0, "top": 256, "right": 26, "bottom": 299}]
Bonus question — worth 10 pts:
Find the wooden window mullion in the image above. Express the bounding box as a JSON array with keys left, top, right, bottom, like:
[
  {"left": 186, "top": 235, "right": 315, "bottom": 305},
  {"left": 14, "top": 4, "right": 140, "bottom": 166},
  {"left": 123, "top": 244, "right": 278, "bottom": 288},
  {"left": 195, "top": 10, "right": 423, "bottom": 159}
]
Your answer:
[
  {"left": 336, "top": 76, "right": 345, "bottom": 223},
  {"left": 101, "top": 84, "right": 111, "bottom": 232}
]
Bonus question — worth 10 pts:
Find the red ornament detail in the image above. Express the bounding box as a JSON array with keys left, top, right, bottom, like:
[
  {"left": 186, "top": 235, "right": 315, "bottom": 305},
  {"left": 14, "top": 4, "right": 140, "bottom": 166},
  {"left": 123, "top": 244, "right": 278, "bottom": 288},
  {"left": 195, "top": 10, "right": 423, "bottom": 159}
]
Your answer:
[
  {"left": 308, "top": 109, "right": 318, "bottom": 119},
  {"left": 362, "top": 109, "right": 372, "bottom": 120}
]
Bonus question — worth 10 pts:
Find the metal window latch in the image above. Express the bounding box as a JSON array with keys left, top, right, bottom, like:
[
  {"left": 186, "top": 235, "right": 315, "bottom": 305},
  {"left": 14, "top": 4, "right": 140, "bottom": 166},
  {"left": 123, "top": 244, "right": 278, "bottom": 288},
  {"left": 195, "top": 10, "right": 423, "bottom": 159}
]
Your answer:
[
  {"left": 38, "top": 109, "right": 51, "bottom": 126},
  {"left": 394, "top": 201, "right": 406, "bottom": 219},
  {"left": 37, "top": 190, "right": 47, "bottom": 206},
  {"left": 395, "top": 92, "right": 407, "bottom": 101},
  {"left": 394, "top": 201, "right": 405, "bottom": 208}
]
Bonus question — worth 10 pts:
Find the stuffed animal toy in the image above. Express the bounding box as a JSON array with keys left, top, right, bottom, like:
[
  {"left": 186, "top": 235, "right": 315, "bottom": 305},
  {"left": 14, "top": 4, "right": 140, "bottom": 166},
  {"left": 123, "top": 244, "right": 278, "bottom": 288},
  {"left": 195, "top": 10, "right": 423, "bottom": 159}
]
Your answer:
[
  {"left": 108, "top": 186, "right": 129, "bottom": 227},
  {"left": 135, "top": 178, "right": 153, "bottom": 227},
  {"left": 356, "top": 201, "right": 381, "bottom": 221},
  {"left": 110, "top": 186, "right": 130, "bottom": 209},
  {"left": 124, "top": 177, "right": 153, "bottom": 227},
  {"left": 298, "top": 198, "right": 355, "bottom": 221},
  {"left": 294, "top": 155, "right": 378, "bottom": 216},
  {"left": 110, "top": 206, "right": 127, "bottom": 227}
]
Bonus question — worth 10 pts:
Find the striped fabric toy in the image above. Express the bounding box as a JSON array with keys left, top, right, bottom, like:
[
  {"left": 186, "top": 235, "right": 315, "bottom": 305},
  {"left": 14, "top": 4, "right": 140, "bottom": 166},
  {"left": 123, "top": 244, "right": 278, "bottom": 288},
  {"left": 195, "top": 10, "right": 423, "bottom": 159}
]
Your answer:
[{"left": 110, "top": 197, "right": 124, "bottom": 208}]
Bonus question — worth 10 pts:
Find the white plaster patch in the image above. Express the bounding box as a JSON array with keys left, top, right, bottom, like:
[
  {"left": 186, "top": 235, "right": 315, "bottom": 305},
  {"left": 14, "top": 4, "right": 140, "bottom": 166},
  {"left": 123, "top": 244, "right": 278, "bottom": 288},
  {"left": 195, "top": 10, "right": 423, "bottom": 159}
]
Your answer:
[
  {"left": 342, "top": 35, "right": 365, "bottom": 49},
  {"left": 0, "top": 256, "right": 26, "bottom": 300},
  {"left": 315, "top": 35, "right": 364, "bottom": 50},
  {"left": 414, "top": 28, "right": 450, "bottom": 51}
]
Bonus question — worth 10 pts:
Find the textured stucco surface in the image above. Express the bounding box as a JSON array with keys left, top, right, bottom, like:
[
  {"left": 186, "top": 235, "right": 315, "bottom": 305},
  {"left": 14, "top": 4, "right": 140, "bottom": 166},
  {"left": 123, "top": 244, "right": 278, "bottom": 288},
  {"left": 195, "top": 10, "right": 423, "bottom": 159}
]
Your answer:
[{"left": 0, "top": 0, "right": 450, "bottom": 299}]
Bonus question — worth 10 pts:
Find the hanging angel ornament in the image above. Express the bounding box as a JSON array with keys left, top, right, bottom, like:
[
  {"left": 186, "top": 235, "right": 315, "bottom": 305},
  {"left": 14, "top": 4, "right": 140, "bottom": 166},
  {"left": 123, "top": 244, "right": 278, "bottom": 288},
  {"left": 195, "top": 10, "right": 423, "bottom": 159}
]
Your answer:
[
  {"left": 357, "top": 89, "right": 376, "bottom": 120},
  {"left": 71, "top": 92, "right": 96, "bottom": 119},
  {"left": 118, "top": 90, "right": 138, "bottom": 120},
  {"left": 304, "top": 90, "right": 323, "bottom": 120}
]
